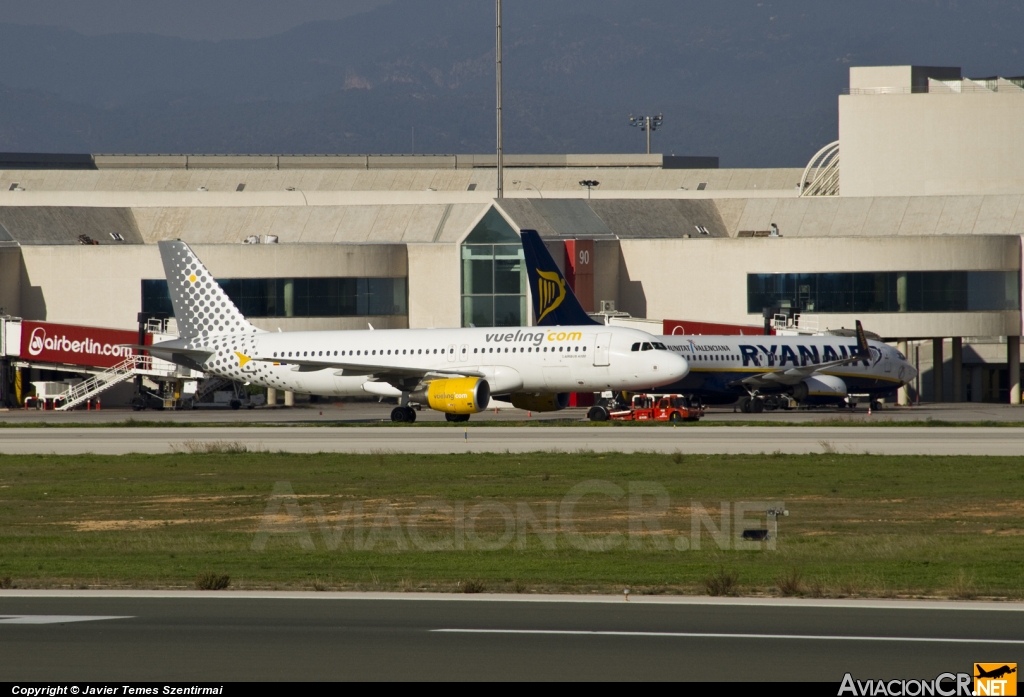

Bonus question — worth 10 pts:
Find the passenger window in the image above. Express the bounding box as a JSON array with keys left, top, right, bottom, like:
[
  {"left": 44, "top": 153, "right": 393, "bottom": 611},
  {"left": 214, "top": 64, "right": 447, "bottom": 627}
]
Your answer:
[
  {"left": 433, "top": 349, "right": 437, "bottom": 354},
  {"left": 462, "top": 348, "right": 466, "bottom": 353},
  {"left": 474, "top": 348, "right": 478, "bottom": 353},
  {"left": 631, "top": 343, "right": 640, "bottom": 352},
  {"left": 558, "top": 347, "right": 563, "bottom": 352},
  {"left": 641, "top": 343, "right": 652, "bottom": 351}
]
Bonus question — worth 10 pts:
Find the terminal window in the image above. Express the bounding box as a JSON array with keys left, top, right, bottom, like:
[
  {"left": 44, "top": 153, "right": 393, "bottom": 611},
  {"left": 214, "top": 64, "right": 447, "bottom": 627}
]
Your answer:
[
  {"left": 747, "top": 271, "right": 1019, "bottom": 314},
  {"left": 142, "top": 277, "right": 408, "bottom": 317},
  {"left": 461, "top": 207, "right": 527, "bottom": 327}
]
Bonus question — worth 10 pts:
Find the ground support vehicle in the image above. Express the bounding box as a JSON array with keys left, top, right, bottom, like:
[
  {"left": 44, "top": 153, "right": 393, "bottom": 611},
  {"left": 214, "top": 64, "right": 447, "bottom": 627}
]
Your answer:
[{"left": 588, "top": 393, "right": 703, "bottom": 422}]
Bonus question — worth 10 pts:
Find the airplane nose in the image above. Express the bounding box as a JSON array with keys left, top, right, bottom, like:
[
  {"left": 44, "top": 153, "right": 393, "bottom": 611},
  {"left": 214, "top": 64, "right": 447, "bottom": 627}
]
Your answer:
[{"left": 662, "top": 352, "right": 689, "bottom": 380}]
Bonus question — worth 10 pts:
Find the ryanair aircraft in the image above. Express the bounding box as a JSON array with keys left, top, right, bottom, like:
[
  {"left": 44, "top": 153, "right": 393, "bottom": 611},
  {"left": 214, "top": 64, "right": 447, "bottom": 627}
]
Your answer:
[
  {"left": 145, "top": 230, "right": 688, "bottom": 422},
  {"left": 622, "top": 323, "right": 918, "bottom": 414}
]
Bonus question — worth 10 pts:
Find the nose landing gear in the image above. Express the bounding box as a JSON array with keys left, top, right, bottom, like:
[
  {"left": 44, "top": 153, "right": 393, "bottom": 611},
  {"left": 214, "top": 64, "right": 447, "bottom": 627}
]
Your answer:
[{"left": 390, "top": 406, "right": 417, "bottom": 423}]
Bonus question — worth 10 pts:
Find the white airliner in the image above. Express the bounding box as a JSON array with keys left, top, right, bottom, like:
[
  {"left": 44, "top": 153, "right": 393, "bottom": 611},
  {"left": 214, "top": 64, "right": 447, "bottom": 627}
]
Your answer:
[
  {"left": 146, "top": 230, "right": 688, "bottom": 421},
  {"left": 595, "top": 323, "right": 918, "bottom": 416}
]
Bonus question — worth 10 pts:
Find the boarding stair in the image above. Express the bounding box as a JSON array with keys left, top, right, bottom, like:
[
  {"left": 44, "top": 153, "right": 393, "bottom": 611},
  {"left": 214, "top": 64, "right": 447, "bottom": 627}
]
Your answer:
[{"left": 54, "top": 355, "right": 154, "bottom": 411}]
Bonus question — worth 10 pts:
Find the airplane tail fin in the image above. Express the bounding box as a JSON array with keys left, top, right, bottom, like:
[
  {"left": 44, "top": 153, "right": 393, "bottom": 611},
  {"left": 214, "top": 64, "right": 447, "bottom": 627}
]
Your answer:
[
  {"left": 854, "top": 320, "right": 870, "bottom": 358},
  {"left": 519, "top": 229, "right": 598, "bottom": 326},
  {"left": 158, "top": 240, "right": 262, "bottom": 340}
]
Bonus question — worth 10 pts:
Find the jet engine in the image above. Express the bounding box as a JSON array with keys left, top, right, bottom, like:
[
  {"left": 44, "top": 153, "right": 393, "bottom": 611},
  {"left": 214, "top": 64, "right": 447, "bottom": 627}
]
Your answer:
[
  {"left": 510, "top": 392, "right": 571, "bottom": 412},
  {"left": 411, "top": 378, "right": 490, "bottom": 414},
  {"left": 791, "top": 375, "right": 848, "bottom": 404}
]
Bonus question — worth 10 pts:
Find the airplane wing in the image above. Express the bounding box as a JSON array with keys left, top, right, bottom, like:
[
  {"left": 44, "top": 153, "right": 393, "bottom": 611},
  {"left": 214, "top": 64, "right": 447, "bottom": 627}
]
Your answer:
[
  {"left": 733, "top": 320, "right": 873, "bottom": 389},
  {"left": 250, "top": 354, "right": 485, "bottom": 390}
]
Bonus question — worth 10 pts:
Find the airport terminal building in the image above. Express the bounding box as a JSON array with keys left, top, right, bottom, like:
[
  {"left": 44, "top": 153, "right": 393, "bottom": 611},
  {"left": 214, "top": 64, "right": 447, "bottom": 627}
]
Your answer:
[{"left": 1, "top": 65, "right": 1022, "bottom": 405}]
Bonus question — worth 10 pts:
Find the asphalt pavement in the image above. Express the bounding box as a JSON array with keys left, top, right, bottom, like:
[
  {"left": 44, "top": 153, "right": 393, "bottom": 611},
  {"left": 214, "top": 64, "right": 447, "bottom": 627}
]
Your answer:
[
  {"left": 1, "top": 424, "right": 1023, "bottom": 455},
  {"left": 1, "top": 592, "right": 1020, "bottom": 681}
]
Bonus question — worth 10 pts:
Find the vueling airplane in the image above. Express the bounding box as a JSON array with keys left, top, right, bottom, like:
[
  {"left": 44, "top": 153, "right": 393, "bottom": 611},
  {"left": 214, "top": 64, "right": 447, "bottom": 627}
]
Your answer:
[{"left": 145, "top": 230, "right": 688, "bottom": 422}]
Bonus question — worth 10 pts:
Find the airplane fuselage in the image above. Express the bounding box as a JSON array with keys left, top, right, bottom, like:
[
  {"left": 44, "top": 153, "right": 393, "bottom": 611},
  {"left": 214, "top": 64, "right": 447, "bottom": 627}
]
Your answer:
[
  {"left": 155, "top": 325, "right": 688, "bottom": 398},
  {"left": 650, "top": 334, "right": 916, "bottom": 404}
]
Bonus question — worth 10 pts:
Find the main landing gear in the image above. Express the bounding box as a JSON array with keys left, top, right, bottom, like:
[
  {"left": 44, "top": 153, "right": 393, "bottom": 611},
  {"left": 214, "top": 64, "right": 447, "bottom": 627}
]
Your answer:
[
  {"left": 445, "top": 413, "right": 471, "bottom": 423},
  {"left": 390, "top": 406, "right": 417, "bottom": 423}
]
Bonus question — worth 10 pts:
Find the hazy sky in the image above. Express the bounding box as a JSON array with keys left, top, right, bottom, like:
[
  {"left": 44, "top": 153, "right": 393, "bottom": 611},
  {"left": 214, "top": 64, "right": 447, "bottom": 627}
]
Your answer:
[{"left": 0, "top": 0, "right": 395, "bottom": 40}]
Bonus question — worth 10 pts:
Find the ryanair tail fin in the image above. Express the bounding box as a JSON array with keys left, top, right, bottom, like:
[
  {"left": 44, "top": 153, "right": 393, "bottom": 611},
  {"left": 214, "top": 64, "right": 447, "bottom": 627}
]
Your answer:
[
  {"left": 520, "top": 229, "right": 598, "bottom": 326},
  {"left": 854, "top": 320, "right": 870, "bottom": 359},
  {"left": 158, "top": 240, "right": 262, "bottom": 340}
]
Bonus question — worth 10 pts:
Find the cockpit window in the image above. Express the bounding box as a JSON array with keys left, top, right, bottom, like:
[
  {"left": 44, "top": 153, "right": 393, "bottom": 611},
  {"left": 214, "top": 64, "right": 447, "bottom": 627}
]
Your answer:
[
  {"left": 652, "top": 342, "right": 667, "bottom": 350},
  {"left": 896, "top": 351, "right": 906, "bottom": 360},
  {"left": 641, "top": 342, "right": 653, "bottom": 351},
  {"left": 631, "top": 343, "right": 641, "bottom": 352}
]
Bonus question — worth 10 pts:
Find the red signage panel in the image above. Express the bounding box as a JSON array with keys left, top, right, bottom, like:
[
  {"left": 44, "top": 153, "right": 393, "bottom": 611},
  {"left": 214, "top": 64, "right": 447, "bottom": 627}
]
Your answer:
[
  {"left": 20, "top": 321, "right": 144, "bottom": 369},
  {"left": 663, "top": 319, "right": 771, "bottom": 336}
]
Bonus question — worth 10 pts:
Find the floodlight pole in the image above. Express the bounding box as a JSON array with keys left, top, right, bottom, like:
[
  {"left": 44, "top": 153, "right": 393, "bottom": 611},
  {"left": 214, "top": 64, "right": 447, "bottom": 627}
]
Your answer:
[
  {"left": 645, "top": 116, "right": 652, "bottom": 155},
  {"left": 495, "top": 0, "right": 503, "bottom": 199}
]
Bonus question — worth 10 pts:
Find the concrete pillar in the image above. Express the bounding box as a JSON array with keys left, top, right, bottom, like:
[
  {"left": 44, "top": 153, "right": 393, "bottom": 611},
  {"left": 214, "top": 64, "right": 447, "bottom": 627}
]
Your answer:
[
  {"left": 950, "top": 337, "right": 962, "bottom": 402},
  {"left": 971, "top": 365, "right": 984, "bottom": 403},
  {"left": 266, "top": 388, "right": 277, "bottom": 406},
  {"left": 1009, "top": 336, "right": 1021, "bottom": 405},
  {"left": 897, "top": 340, "right": 910, "bottom": 406},
  {"left": 284, "top": 390, "right": 295, "bottom": 407},
  {"left": 932, "top": 338, "right": 944, "bottom": 402}
]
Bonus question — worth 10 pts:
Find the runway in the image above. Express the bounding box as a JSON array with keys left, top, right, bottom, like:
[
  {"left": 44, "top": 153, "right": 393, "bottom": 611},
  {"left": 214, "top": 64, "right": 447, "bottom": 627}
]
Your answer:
[
  {"left": 2, "top": 425, "right": 1024, "bottom": 455},
  {"left": 0, "top": 592, "right": 1020, "bottom": 681}
]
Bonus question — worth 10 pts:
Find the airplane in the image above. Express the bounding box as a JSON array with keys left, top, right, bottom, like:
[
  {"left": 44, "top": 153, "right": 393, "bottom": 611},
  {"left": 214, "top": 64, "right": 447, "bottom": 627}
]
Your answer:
[
  {"left": 143, "top": 229, "right": 688, "bottom": 422},
  {"left": 975, "top": 665, "right": 1016, "bottom": 680},
  {"left": 513, "top": 246, "right": 917, "bottom": 418},
  {"left": 586, "top": 322, "right": 918, "bottom": 418}
]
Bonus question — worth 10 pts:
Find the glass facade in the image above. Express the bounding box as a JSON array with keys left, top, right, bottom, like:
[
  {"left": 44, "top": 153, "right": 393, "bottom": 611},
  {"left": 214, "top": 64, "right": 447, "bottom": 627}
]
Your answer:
[
  {"left": 142, "top": 277, "right": 407, "bottom": 317},
  {"left": 461, "top": 208, "right": 527, "bottom": 327},
  {"left": 748, "top": 271, "right": 1020, "bottom": 314}
]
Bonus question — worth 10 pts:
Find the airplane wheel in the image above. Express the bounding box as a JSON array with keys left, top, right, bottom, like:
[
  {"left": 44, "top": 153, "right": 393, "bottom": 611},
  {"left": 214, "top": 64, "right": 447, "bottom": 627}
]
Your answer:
[
  {"left": 740, "top": 397, "right": 752, "bottom": 414},
  {"left": 871, "top": 400, "right": 882, "bottom": 411},
  {"left": 751, "top": 398, "right": 764, "bottom": 414},
  {"left": 405, "top": 407, "right": 417, "bottom": 423},
  {"left": 588, "top": 406, "right": 609, "bottom": 422},
  {"left": 445, "top": 413, "right": 470, "bottom": 422},
  {"left": 131, "top": 396, "right": 146, "bottom": 412},
  {"left": 391, "top": 407, "right": 409, "bottom": 423},
  {"left": 229, "top": 399, "right": 242, "bottom": 410}
]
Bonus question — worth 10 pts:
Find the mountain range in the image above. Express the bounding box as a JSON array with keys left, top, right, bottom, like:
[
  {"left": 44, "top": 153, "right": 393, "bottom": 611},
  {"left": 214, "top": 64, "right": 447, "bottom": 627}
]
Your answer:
[{"left": 0, "top": 0, "right": 1022, "bottom": 167}]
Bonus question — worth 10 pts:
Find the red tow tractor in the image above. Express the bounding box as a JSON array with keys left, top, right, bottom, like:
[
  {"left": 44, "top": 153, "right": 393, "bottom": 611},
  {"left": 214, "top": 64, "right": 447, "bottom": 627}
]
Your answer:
[{"left": 589, "top": 394, "right": 704, "bottom": 422}]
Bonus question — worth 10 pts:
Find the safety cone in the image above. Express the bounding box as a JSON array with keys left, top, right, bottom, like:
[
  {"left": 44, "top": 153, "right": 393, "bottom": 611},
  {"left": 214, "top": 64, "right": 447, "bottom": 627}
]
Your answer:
[
  {"left": 867, "top": 404, "right": 872, "bottom": 416},
  {"left": 528, "top": 411, "right": 532, "bottom": 418},
  {"left": 96, "top": 398, "right": 102, "bottom": 411}
]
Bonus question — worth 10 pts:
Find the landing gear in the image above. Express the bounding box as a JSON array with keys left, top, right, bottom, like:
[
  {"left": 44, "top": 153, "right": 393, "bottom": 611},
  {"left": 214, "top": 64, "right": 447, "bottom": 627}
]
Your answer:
[
  {"left": 390, "top": 406, "right": 417, "bottom": 423},
  {"left": 740, "top": 396, "right": 764, "bottom": 414},
  {"left": 740, "top": 397, "right": 765, "bottom": 414},
  {"left": 445, "top": 413, "right": 470, "bottom": 423},
  {"left": 229, "top": 399, "right": 242, "bottom": 410},
  {"left": 587, "top": 406, "right": 610, "bottom": 422}
]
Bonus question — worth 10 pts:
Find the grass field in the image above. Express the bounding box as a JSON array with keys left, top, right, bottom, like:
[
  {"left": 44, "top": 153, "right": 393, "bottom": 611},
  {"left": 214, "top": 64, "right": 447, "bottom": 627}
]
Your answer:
[{"left": 0, "top": 450, "right": 1022, "bottom": 598}]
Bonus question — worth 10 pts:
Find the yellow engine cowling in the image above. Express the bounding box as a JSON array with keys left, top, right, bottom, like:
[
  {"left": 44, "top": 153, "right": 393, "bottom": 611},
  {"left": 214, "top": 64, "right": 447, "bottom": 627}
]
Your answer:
[
  {"left": 510, "top": 392, "right": 570, "bottom": 412},
  {"left": 413, "top": 378, "right": 490, "bottom": 414}
]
